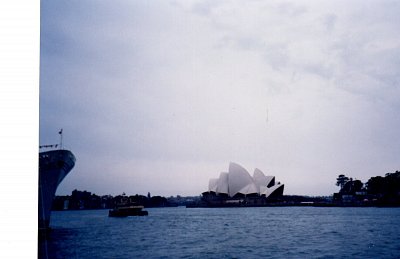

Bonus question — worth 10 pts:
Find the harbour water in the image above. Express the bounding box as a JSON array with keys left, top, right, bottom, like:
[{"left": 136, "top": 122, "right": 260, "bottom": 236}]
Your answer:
[{"left": 39, "top": 207, "right": 400, "bottom": 258}]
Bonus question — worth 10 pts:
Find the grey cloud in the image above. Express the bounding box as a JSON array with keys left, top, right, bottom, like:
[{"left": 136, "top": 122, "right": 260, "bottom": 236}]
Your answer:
[
  {"left": 41, "top": 0, "right": 400, "bottom": 197},
  {"left": 276, "top": 2, "right": 307, "bottom": 17},
  {"left": 322, "top": 14, "right": 337, "bottom": 33}
]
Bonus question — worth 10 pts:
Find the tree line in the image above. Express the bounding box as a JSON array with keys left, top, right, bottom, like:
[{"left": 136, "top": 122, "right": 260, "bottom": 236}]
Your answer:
[
  {"left": 335, "top": 171, "right": 400, "bottom": 205},
  {"left": 52, "top": 189, "right": 172, "bottom": 210}
]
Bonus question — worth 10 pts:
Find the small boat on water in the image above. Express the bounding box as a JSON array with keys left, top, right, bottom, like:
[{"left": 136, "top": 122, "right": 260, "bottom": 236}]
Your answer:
[{"left": 109, "top": 203, "right": 148, "bottom": 217}]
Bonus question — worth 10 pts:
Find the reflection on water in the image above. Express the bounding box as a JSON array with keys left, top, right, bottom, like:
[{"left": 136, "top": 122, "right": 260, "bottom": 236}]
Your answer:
[{"left": 39, "top": 207, "right": 400, "bottom": 258}]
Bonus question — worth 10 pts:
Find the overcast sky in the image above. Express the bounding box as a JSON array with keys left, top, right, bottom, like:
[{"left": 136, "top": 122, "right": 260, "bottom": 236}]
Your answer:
[{"left": 39, "top": 0, "right": 400, "bottom": 197}]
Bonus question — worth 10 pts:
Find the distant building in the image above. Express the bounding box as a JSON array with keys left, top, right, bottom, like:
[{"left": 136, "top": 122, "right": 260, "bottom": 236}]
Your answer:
[{"left": 201, "top": 162, "right": 284, "bottom": 206}]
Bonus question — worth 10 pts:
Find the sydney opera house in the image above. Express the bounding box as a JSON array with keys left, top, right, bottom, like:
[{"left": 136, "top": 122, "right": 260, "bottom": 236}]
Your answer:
[{"left": 201, "top": 162, "right": 284, "bottom": 206}]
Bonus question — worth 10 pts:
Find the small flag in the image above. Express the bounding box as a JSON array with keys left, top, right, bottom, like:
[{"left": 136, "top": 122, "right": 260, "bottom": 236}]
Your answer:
[{"left": 59, "top": 129, "right": 63, "bottom": 135}]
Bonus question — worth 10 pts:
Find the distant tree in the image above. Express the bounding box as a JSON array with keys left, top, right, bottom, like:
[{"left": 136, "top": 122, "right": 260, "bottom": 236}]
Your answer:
[
  {"left": 336, "top": 174, "right": 349, "bottom": 190},
  {"left": 366, "top": 176, "right": 385, "bottom": 195},
  {"left": 341, "top": 179, "right": 363, "bottom": 194},
  {"left": 150, "top": 196, "right": 168, "bottom": 207},
  {"left": 385, "top": 171, "right": 400, "bottom": 194},
  {"left": 367, "top": 171, "right": 400, "bottom": 196},
  {"left": 353, "top": 180, "right": 364, "bottom": 192}
]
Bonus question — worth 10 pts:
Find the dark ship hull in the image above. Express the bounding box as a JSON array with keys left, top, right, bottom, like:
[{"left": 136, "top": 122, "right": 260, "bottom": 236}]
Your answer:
[{"left": 39, "top": 149, "right": 75, "bottom": 229}]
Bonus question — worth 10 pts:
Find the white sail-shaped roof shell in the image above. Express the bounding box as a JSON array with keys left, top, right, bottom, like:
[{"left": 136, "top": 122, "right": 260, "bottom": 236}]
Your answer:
[
  {"left": 253, "top": 168, "right": 268, "bottom": 193},
  {"left": 206, "top": 162, "right": 284, "bottom": 198},
  {"left": 208, "top": 178, "right": 218, "bottom": 193},
  {"left": 228, "top": 162, "right": 255, "bottom": 197},
  {"left": 265, "top": 176, "right": 275, "bottom": 188},
  {"left": 238, "top": 183, "right": 258, "bottom": 195},
  {"left": 253, "top": 169, "right": 275, "bottom": 188},
  {"left": 216, "top": 172, "right": 229, "bottom": 195},
  {"left": 260, "top": 185, "right": 269, "bottom": 195},
  {"left": 261, "top": 183, "right": 284, "bottom": 197}
]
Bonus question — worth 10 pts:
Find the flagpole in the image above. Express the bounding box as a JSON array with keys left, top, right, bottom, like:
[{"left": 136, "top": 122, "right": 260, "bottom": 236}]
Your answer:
[{"left": 59, "top": 129, "right": 63, "bottom": 149}]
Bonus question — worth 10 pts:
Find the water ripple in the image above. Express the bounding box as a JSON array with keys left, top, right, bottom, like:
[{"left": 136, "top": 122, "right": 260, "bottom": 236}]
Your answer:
[{"left": 39, "top": 207, "right": 400, "bottom": 258}]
